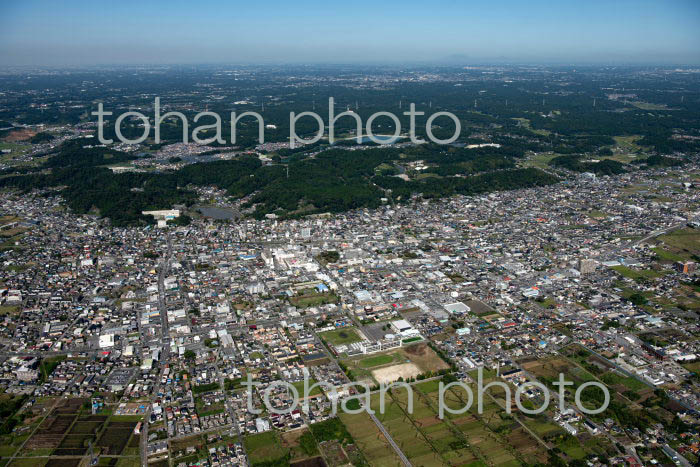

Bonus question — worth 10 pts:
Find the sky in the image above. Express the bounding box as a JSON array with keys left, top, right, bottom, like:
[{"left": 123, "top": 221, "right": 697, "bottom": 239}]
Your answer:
[{"left": 0, "top": 0, "right": 699, "bottom": 66}]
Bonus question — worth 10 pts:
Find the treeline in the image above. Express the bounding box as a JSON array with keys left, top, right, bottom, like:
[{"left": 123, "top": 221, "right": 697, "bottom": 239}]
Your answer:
[
  {"left": 1, "top": 143, "right": 560, "bottom": 224},
  {"left": 549, "top": 155, "right": 627, "bottom": 175},
  {"left": 374, "top": 167, "right": 558, "bottom": 200}
]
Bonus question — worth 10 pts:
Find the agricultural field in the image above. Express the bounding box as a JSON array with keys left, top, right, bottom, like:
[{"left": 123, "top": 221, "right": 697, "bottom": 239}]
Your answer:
[
  {"left": 369, "top": 391, "right": 447, "bottom": 466},
  {"left": 422, "top": 380, "right": 547, "bottom": 466},
  {"left": 364, "top": 376, "right": 551, "bottom": 466},
  {"left": 5, "top": 398, "right": 139, "bottom": 465},
  {"left": 308, "top": 418, "right": 367, "bottom": 466},
  {"left": 338, "top": 411, "right": 403, "bottom": 466},
  {"left": 95, "top": 420, "right": 138, "bottom": 456}
]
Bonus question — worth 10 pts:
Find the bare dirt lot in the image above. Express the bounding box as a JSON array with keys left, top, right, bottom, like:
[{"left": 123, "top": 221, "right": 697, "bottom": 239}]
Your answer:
[
  {"left": 2, "top": 128, "right": 36, "bottom": 142},
  {"left": 371, "top": 362, "right": 422, "bottom": 384},
  {"left": 402, "top": 342, "right": 450, "bottom": 373}
]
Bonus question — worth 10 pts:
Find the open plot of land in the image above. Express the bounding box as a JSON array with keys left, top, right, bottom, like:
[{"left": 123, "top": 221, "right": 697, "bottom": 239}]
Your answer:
[
  {"left": 96, "top": 420, "right": 136, "bottom": 455},
  {"left": 655, "top": 227, "right": 700, "bottom": 261},
  {"left": 340, "top": 351, "right": 410, "bottom": 383},
  {"left": 359, "top": 353, "right": 399, "bottom": 368},
  {"left": 280, "top": 428, "right": 319, "bottom": 463},
  {"left": 338, "top": 411, "right": 402, "bottom": 467},
  {"left": 318, "top": 440, "right": 349, "bottom": 466},
  {"left": 463, "top": 299, "right": 497, "bottom": 317},
  {"left": 319, "top": 327, "right": 362, "bottom": 346},
  {"left": 371, "top": 363, "right": 421, "bottom": 384},
  {"left": 401, "top": 343, "right": 450, "bottom": 373},
  {"left": 611, "top": 265, "right": 662, "bottom": 281},
  {"left": 289, "top": 291, "right": 339, "bottom": 309},
  {"left": 169, "top": 434, "right": 204, "bottom": 455},
  {"left": 522, "top": 356, "right": 595, "bottom": 388},
  {"left": 244, "top": 430, "right": 289, "bottom": 465},
  {"left": 291, "top": 378, "right": 324, "bottom": 398}
]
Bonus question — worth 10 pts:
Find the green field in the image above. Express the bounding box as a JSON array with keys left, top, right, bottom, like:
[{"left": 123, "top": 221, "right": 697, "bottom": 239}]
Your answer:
[
  {"left": 244, "top": 431, "right": 289, "bottom": 465},
  {"left": 289, "top": 291, "right": 339, "bottom": 308},
  {"left": 291, "top": 379, "right": 324, "bottom": 397},
  {"left": 319, "top": 327, "right": 362, "bottom": 346},
  {"left": 611, "top": 265, "right": 661, "bottom": 281},
  {"left": 358, "top": 353, "right": 397, "bottom": 368},
  {"left": 652, "top": 247, "right": 686, "bottom": 262},
  {"left": 656, "top": 228, "right": 700, "bottom": 261}
]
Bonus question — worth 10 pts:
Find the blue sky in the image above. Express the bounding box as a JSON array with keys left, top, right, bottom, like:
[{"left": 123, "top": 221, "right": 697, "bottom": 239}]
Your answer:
[{"left": 0, "top": 0, "right": 698, "bottom": 66}]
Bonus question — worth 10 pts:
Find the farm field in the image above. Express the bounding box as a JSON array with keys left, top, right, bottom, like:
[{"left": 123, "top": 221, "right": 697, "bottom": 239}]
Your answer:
[
  {"left": 8, "top": 399, "right": 140, "bottom": 464},
  {"left": 419, "top": 380, "right": 548, "bottom": 466},
  {"left": 338, "top": 411, "right": 402, "bottom": 467},
  {"left": 360, "top": 379, "right": 548, "bottom": 466}
]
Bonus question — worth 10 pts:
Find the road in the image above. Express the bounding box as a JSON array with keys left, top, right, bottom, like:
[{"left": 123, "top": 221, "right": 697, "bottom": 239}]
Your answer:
[
  {"left": 141, "top": 232, "right": 174, "bottom": 467},
  {"left": 214, "top": 350, "right": 248, "bottom": 459}
]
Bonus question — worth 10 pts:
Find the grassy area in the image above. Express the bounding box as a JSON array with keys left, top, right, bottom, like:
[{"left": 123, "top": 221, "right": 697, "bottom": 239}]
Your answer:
[
  {"left": 358, "top": 353, "right": 397, "bottom": 368},
  {"left": 630, "top": 101, "right": 668, "bottom": 110},
  {"left": 289, "top": 291, "right": 339, "bottom": 308},
  {"left": 0, "top": 305, "right": 20, "bottom": 316},
  {"left": 244, "top": 431, "right": 289, "bottom": 465},
  {"left": 319, "top": 327, "right": 362, "bottom": 346},
  {"left": 39, "top": 355, "right": 66, "bottom": 382},
  {"left": 521, "top": 152, "right": 559, "bottom": 169},
  {"left": 611, "top": 265, "right": 661, "bottom": 281},
  {"left": 652, "top": 247, "right": 685, "bottom": 262},
  {"left": 192, "top": 382, "right": 220, "bottom": 394},
  {"left": 0, "top": 142, "right": 32, "bottom": 159},
  {"left": 656, "top": 228, "right": 700, "bottom": 261},
  {"left": 291, "top": 379, "right": 324, "bottom": 397},
  {"left": 600, "top": 371, "right": 647, "bottom": 392},
  {"left": 512, "top": 118, "right": 551, "bottom": 136}
]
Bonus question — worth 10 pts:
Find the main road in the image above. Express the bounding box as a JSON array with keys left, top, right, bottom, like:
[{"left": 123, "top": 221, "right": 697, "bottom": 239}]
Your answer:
[{"left": 141, "top": 232, "right": 174, "bottom": 467}]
